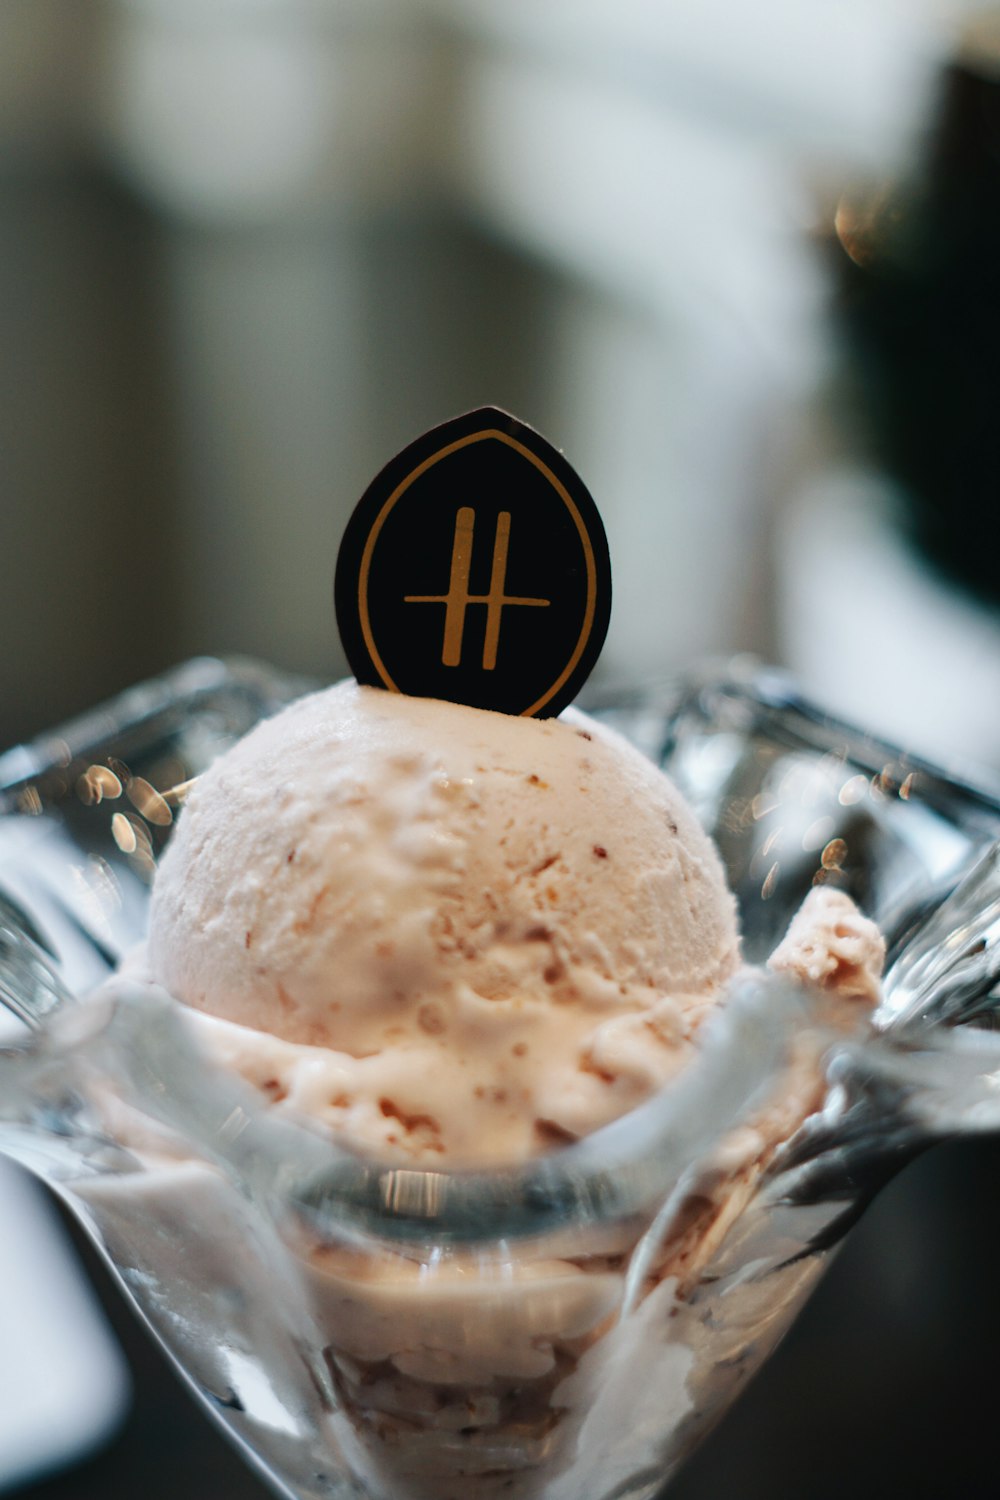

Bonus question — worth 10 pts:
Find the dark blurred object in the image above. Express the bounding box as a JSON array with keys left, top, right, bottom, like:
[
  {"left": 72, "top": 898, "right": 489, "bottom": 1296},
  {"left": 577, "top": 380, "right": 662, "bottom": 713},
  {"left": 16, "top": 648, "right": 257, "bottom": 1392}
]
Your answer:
[
  {"left": 0, "top": 167, "right": 179, "bottom": 749},
  {"left": 833, "top": 60, "right": 1000, "bottom": 613}
]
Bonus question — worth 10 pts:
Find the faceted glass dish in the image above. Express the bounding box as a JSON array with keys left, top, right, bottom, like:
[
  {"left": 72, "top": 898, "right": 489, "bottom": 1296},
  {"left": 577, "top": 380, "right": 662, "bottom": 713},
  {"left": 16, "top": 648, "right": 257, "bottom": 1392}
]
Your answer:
[{"left": 0, "top": 657, "right": 998, "bottom": 1500}]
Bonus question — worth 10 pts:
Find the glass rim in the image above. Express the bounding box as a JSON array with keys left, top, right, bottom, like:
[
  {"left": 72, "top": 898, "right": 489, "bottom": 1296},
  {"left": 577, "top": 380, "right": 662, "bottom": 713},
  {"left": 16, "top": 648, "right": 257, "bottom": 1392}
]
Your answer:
[{"left": 51, "top": 964, "right": 854, "bottom": 1250}]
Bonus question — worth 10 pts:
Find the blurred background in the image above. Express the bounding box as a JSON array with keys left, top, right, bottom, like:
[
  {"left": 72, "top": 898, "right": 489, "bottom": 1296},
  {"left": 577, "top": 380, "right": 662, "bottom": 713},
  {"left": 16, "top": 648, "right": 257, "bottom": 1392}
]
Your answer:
[{"left": 2, "top": 0, "right": 1000, "bottom": 1496}]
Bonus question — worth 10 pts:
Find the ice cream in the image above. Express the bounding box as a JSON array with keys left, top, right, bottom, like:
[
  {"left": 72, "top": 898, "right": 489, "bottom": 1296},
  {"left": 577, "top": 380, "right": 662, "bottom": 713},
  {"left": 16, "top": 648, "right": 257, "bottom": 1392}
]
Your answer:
[
  {"left": 117, "top": 678, "right": 884, "bottom": 1500},
  {"left": 143, "top": 680, "right": 743, "bottom": 1164}
]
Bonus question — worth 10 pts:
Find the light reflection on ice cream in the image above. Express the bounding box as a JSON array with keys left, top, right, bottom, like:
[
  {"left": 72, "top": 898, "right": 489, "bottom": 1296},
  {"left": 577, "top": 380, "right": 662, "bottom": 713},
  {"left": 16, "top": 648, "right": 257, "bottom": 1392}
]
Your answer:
[{"left": 124, "top": 680, "right": 884, "bottom": 1500}]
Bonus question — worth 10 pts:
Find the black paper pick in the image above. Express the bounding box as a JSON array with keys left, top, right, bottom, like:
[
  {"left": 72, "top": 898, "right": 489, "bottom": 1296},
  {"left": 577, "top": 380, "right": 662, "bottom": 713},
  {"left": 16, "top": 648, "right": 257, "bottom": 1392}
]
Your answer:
[{"left": 334, "top": 407, "right": 611, "bottom": 718}]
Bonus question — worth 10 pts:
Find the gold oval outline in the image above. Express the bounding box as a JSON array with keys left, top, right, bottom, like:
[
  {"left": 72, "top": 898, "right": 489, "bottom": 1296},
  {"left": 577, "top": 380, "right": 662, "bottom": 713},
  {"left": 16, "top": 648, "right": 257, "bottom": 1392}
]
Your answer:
[{"left": 357, "top": 428, "right": 597, "bottom": 717}]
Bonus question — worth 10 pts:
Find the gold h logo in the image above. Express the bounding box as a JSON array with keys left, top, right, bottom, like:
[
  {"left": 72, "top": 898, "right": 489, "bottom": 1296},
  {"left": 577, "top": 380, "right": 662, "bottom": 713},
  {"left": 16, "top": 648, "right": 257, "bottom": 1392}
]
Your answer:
[{"left": 405, "top": 507, "right": 550, "bottom": 670}]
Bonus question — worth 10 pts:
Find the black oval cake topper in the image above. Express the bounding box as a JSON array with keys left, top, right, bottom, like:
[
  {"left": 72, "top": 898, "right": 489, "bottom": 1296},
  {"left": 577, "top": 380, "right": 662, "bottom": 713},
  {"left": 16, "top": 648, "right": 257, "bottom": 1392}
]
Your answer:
[{"left": 335, "top": 407, "right": 611, "bottom": 718}]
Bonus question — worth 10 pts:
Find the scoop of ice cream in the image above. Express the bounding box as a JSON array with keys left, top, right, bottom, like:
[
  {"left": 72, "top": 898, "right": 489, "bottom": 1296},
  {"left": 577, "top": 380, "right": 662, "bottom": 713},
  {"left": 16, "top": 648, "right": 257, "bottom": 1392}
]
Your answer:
[
  {"left": 768, "top": 886, "right": 885, "bottom": 1005},
  {"left": 144, "top": 681, "right": 741, "bottom": 1162}
]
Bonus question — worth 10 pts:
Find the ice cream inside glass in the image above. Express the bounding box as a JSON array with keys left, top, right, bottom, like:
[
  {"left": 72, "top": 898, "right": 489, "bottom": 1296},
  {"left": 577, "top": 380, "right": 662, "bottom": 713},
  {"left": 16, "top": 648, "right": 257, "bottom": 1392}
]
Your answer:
[
  {"left": 1, "top": 656, "right": 998, "bottom": 1500},
  {"left": 89, "top": 676, "right": 882, "bottom": 1500}
]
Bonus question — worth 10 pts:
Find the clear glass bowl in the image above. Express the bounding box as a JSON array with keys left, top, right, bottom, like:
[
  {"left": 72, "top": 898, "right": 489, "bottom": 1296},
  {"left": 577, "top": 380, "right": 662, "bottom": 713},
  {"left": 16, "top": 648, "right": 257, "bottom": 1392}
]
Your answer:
[{"left": 0, "top": 658, "right": 997, "bottom": 1500}]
